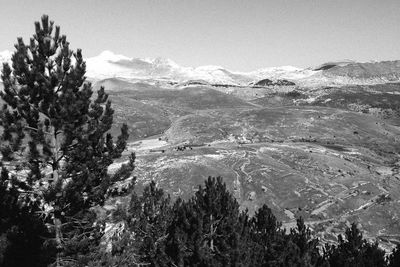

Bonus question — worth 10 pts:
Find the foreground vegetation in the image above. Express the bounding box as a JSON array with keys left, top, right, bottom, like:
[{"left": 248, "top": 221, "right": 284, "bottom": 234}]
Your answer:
[
  {"left": 1, "top": 15, "right": 400, "bottom": 267},
  {"left": 92, "top": 177, "right": 400, "bottom": 267},
  {"left": 2, "top": 175, "right": 400, "bottom": 266}
]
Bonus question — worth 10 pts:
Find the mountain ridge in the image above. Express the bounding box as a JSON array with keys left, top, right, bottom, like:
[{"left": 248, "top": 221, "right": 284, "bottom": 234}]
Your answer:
[
  {"left": 84, "top": 51, "right": 400, "bottom": 86},
  {"left": 1, "top": 49, "right": 400, "bottom": 87}
]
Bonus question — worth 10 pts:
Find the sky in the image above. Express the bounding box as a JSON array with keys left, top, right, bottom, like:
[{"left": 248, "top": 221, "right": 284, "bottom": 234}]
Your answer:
[{"left": 0, "top": 0, "right": 399, "bottom": 71}]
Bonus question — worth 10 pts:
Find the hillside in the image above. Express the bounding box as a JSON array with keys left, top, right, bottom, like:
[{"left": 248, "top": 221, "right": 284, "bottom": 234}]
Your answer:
[
  {"left": 1, "top": 50, "right": 400, "bottom": 251},
  {"left": 322, "top": 60, "right": 400, "bottom": 81},
  {"left": 105, "top": 80, "right": 400, "bottom": 251}
]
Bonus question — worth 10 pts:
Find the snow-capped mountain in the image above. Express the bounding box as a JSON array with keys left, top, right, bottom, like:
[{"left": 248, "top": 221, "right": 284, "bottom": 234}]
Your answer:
[
  {"left": 85, "top": 51, "right": 320, "bottom": 86},
  {"left": 1, "top": 49, "right": 400, "bottom": 87},
  {"left": 85, "top": 50, "right": 257, "bottom": 85},
  {"left": 85, "top": 51, "right": 400, "bottom": 86}
]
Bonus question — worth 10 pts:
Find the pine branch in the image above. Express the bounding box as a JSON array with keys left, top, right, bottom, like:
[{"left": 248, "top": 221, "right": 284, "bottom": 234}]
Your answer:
[
  {"left": 24, "top": 125, "right": 52, "bottom": 135},
  {"left": 55, "top": 71, "right": 67, "bottom": 94}
]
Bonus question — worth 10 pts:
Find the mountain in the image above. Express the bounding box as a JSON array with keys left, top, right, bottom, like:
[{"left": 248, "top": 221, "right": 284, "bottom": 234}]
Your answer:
[
  {"left": 85, "top": 51, "right": 400, "bottom": 87},
  {"left": 85, "top": 51, "right": 312, "bottom": 86},
  {"left": 313, "top": 60, "right": 356, "bottom": 71},
  {"left": 1, "top": 49, "right": 400, "bottom": 87},
  {"left": 85, "top": 50, "right": 253, "bottom": 85},
  {"left": 322, "top": 60, "right": 400, "bottom": 82}
]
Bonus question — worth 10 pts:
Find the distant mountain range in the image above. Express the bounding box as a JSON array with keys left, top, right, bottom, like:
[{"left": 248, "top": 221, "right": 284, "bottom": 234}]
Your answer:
[{"left": 1, "top": 50, "right": 400, "bottom": 87}]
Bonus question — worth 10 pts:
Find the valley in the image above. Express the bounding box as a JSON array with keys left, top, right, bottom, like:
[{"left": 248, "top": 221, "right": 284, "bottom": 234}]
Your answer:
[
  {"left": 1, "top": 50, "right": 400, "bottom": 251},
  {"left": 104, "top": 76, "right": 400, "bottom": 251}
]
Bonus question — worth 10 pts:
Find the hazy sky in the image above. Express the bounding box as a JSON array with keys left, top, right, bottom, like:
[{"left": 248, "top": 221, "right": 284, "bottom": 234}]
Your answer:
[{"left": 0, "top": 0, "right": 399, "bottom": 71}]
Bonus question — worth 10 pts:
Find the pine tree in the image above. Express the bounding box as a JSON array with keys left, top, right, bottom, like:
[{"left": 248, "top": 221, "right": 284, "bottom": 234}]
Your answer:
[
  {"left": 388, "top": 244, "right": 400, "bottom": 267},
  {"left": 95, "top": 181, "right": 172, "bottom": 266},
  {"left": 247, "top": 204, "right": 285, "bottom": 266},
  {"left": 127, "top": 181, "right": 172, "bottom": 265},
  {"left": 324, "top": 223, "right": 387, "bottom": 267},
  {"left": 286, "top": 217, "right": 325, "bottom": 266},
  {"left": 0, "top": 15, "right": 135, "bottom": 266},
  {"left": 0, "top": 166, "right": 53, "bottom": 267},
  {"left": 165, "top": 176, "right": 247, "bottom": 266}
]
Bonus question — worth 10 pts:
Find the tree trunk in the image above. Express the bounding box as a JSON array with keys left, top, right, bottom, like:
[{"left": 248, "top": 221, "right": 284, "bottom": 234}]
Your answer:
[
  {"left": 52, "top": 127, "right": 62, "bottom": 266},
  {"left": 54, "top": 217, "right": 62, "bottom": 267},
  {"left": 210, "top": 214, "right": 214, "bottom": 252}
]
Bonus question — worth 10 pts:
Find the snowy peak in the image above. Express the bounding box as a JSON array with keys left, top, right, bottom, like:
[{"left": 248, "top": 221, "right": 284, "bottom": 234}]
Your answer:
[
  {"left": 2, "top": 49, "right": 400, "bottom": 86},
  {"left": 85, "top": 51, "right": 242, "bottom": 84},
  {"left": 60, "top": 51, "right": 400, "bottom": 86},
  {"left": 85, "top": 51, "right": 181, "bottom": 81},
  {"left": 146, "top": 57, "right": 180, "bottom": 68},
  {"left": 85, "top": 51, "right": 306, "bottom": 85}
]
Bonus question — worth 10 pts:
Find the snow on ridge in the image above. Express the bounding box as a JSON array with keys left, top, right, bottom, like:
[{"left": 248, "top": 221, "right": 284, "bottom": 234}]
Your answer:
[
  {"left": 85, "top": 51, "right": 239, "bottom": 83},
  {"left": 5, "top": 49, "right": 398, "bottom": 86},
  {"left": 84, "top": 51, "right": 313, "bottom": 85},
  {"left": 146, "top": 57, "right": 180, "bottom": 69},
  {"left": 0, "top": 49, "right": 309, "bottom": 84}
]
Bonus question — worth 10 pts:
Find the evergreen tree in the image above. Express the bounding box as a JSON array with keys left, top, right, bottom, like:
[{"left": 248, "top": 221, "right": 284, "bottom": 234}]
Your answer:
[
  {"left": 127, "top": 181, "right": 172, "bottom": 265},
  {"left": 247, "top": 204, "right": 286, "bottom": 266},
  {"left": 96, "top": 176, "right": 392, "bottom": 267},
  {"left": 388, "top": 244, "right": 400, "bottom": 267},
  {"left": 97, "top": 181, "right": 172, "bottom": 266},
  {"left": 0, "top": 15, "right": 135, "bottom": 266},
  {"left": 0, "top": 165, "right": 53, "bottom": 266},
  {"left": 166, "top": 176, "right": 250, "bottom": 266},
  {"left": 286, "top": 217, "right": 326, "bottom": 266},
  {"left": 324, "top": 223, "right": 387, "bottom": 267}
]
